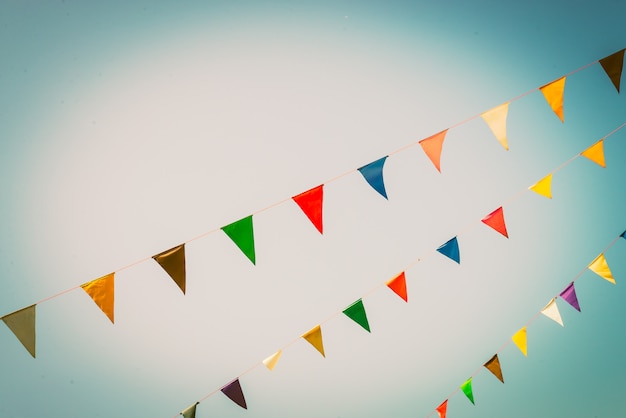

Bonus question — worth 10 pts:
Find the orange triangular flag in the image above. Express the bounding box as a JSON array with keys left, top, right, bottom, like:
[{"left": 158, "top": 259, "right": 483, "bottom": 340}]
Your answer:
[
  {"left": 2, "top": 305, "right": 36, "bottom": 358},
  {"left": 580, "top": 139, "right": 606, "bottom": 168},
  {"left": 588, "top": 253, "right": 615, "bottom": 284},
  {"left": 386, "top": 272, "right": 408, "bottom": 302},
  {"left": 81, "top": 273, "right": 115, "bottom": 323},
  {"left": 512, "top": 326, "right": 527, "bottom": 356},
  {"left": 419, "top": 130, "right": 448, "bottom": 172},
  {"left": 540, "top": 76, "right": 566, "bottom": 122},
  {"left": 481, "top": 206, "right": 509, "bottom": 238},
  {"left": 481, "top": 102, "right": 510, "bottom": 150},
  {"left": 529, "top": 173, "right": 553, "bottom": 199},
  {"left": 599, "top": 49, "right": 625, "bottom": 93},
  {"left": 436, "top": 400, "right": 448, "bottom": 418},
  {"left": 302, "top": 325, "right": 325, "bottom": 357},
  {"left": 292, "top": 185, "right": 324, "bottom": 234},
  {"left": 152, "top": 244, "right": 186, "bottom": 294}
]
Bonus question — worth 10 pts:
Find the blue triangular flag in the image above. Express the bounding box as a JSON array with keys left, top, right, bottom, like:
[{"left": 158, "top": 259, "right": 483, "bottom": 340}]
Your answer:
[
  {"left": 621, "top": 230, "right": 625, "bottom": 239},
  {"left": 358, "top": 156, "right": 388, "bottom": 199},
  {"left": 437, "top": 236, "right": 460, "bottom": 264}
]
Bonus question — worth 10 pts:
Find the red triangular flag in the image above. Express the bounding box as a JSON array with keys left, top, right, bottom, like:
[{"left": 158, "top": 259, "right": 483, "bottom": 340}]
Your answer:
[
  {"left": 436, "top": 400, "right": 448, "bottom": 418},
  {"left": 481, "top": 206, "right": 509, "bottom": 238},
  {"left": 419, "top": 130, "right": 448, "bottom": 172},
  {"left": 386, "top": 272, "right": 408, "bottom": 302},
  {"left": 292, "top": 185, "right": 324, "bottom": 234}
]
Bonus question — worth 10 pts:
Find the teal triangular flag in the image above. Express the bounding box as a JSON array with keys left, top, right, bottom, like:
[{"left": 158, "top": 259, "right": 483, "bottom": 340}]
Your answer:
[
  {"left": 436, "top": 236, "right": 460, "bottom": 264},
  {"left": 342, "top": 299, "right": 370, "bottom": 332},
  {"left": 357, "top": 156, "right": 388, "bottom": 199},
  {"left": 221, "top": 215, "right": 256, "bottom": 265},
  {"left": 621, "top": 230, "right": 625, "bottom": 239}
]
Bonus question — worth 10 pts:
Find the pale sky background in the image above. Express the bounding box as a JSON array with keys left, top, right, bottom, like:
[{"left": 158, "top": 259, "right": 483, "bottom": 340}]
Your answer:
[{"left": 0, "top": 1, "right": 625, "bottom": 417}]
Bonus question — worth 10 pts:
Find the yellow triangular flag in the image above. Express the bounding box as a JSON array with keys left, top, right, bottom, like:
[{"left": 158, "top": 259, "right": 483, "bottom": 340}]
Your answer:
[
  {"left": 529, "top": 173, "right": 553, "bottom": 199},
  {"left": 540, "top": 298, "right": 564, "bottom": 326},
  {"left": 580, "top": 139, "right": 606, "bottom": 168},
  {"left": 263, "top": 350, "right": 283, "bottom": 371},
  {"left": 302, "top": 325, "right": 325, "bottom": 357},
  {"left": 588, "top": 253, "right": 615, "bottom": 284},
  {"left": 2, "top": 305, "right": 36, "bottom": 358},
  {"left": 512, "top": 326, "right": 527, "bottom": 356},
  {"left": 81, "top": 273, "right": 115, "bottom": 323},
  {"left": 540, "top": 76, "right": 566, "bottom": 122},
  {"left": 152, "top": 244, "right": 186, "bottom": 294},
  {"left": 481, "top": 102, "right": 510, "bottom": 150},
  {"left": 181, "top": 402, "right": 198, "bottom": 418}
]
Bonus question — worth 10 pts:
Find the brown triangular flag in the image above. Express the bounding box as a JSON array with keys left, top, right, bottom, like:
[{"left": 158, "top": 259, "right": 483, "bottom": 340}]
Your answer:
[
  {"left": 81, "top": 273, "right": 115, "bottom": 323},
  {"left": 221, "top": 378, "right": 247, "bottom": 409},
  {"left": 483, "top": 354, "right": 504, "bottom": 383},
  {"left": 599, "top": 49, "right": 625, "bottom": 93},
  {"left": 2, "top": 304, "right": 36, "bottom": 358},
  {"left": 152, "top": 244, "right": 186, "bottom": 294}
]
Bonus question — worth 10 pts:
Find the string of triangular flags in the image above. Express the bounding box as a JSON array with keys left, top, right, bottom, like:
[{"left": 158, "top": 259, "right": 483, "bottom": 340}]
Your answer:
[
  {"left": 429, "top": 231, "right": 624, "bottom": 418},
  {"left": 0, "top": 49, "right": 623, "bottom": 361},
  {"left": 168, "top": 123, "right": 624, "bottom": 417}
]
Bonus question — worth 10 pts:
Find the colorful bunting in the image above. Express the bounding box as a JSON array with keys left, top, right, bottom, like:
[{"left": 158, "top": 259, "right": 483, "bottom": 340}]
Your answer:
[
  {"left": 386, "top": 272, "right": 408, "bottom": 302},
  {"left": 529, "top": 173, "right": 553, "bottom": 199},
  {"left": 221, "top": 215, "right": 256, "bottom": 265},
  {"left": 436, "top": 236, "right": 460, "bottom": 264},
  {"left": 292, "top": 185, "right": 324, "bottom": 234},
  {"left": 302, "top": 325, "right": 325, "bottom": 357},
  {"left": 152, "top": 244, "right": 186, "bottom": 294},
  {"left": 599, "top": 48, "right": 625, "bottom": 93},
  {"left": 419, "top": 130, "right": 448, "bottom": 173},
  {"left": 460, "top": 377, "right": 475, "bottom": 405},
  {"left": 588, "top": 253, "right": 615, "bottom": 284},
  {"left": 559, "top": 282, "right": 581, "bottom": 312},
  {"left": 481, "top": 102, "right": 510, "bottom": 150},
  {"left": 436, "top": 400, "right": 448, "bottom": 418},
  {"left": 81, "top": 273, "right": 115, "bottom": 323},
  {"left": 2, "top": 305, "right": 36, "bottom": 358},
  {"left": 540, "top": 76, "right": 566, "bottom": 122},
  {"left": 481, "top": 206, "right": 509, "bottom": 238},
  {"left": 541, "top": 297, "right": 564, "bottom": 326},
  {"left": 220, "top": 378, "right": 247, "bottom": 409},
  {"left": 342, "top": 299, "right": 371, "bottom": 332},
  {"left": 181, "top": 402, "right": 198, "bottom": 418},
  {"left": 484, "top": 354, "right": 504, "bottom": 383},
  {"left": 580, "top": 139, "right": 606, "bottom": 168},
  {"left": 512, "top": 327, "right": 527, "bottom": 356},
  {"left": 263, "top": 350, "right": 282, "bottom": 371},
  {"left": 358, "top": 156, "right": 389, "bottom": 199}
]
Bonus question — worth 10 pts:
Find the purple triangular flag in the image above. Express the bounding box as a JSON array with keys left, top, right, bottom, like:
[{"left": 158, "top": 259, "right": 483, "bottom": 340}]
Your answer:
[
  {"left": 221, "top": 378, "right": 247, "bottom": 409},
  {"left": 559, "top": 282, "right": 581, "bottom": 312}
]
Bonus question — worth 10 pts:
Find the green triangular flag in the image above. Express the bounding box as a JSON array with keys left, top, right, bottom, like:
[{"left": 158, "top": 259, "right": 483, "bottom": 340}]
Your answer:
[
  {"left": 460, "top": 377, "right": 475, "bottom": 405},
  {"left": 342, "top": 299, "right": 370, "bottom": 332},
  {"left": 181, "top": 402, "right": 198, "bottom": 418},
  {"left": 221, "top": 215, "right": 256, "bottom": 265}
]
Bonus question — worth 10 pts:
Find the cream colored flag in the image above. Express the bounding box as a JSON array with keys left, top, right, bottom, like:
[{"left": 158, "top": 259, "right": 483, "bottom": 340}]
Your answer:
[
  {"left": 263, "top": 350, "right": 283, "bottom": 371},
  {"left": 541, "top": 298, "right": 564, "bottom": 326},
  {"left": 481, "top": 102, "right": 510, "bottom": 150}
]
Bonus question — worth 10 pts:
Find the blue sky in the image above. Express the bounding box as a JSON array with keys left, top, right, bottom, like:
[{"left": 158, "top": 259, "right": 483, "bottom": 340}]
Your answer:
[{"left": 0, "top": 1, "right": 625, "bottom": 417}]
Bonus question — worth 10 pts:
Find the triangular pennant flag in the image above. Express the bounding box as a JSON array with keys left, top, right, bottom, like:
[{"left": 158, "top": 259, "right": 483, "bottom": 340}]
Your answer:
[
  {"left": 181, "top": 402, "right": 199, "bottom": 418},
  {"left": 263, "top": 350, "right": 282, "bottom": 371},
  {"left": 386, "top": 272, "right": 408, "bottom": 302},
  {"left": 436, "top": 236, "right": 460, "bottom": 264},
  {"left": 481, "top": 102, "right": 510, "bottom": 150},
  {"left": 460, "top": 377, "right": 475, "bottom": 405},
  {"left": 302, "top": 325, "right": 325, "bottom": 357},
  {"left": 221, "top": 378, "right": 247, "bottom": 409},
  {"left": 512, "top": 326, "right": 527, "bottom": 356},
  {"left": 580, "top": 139, "right": 606, "bottom": 168},
  {"left": 436, "top": 400, "right": 448, "bottom": 418},
  {"left": 481, "top": 206, "right": 509, "bottom": 238},
  {"left": 2, "top": 305, "right": 36, "bottom": 358},
  {"left": 559, "top": 282, "right": 581, "bottom": 311},
  {"left": 292, "top": 185, "right": 324, "bottom": 234},
  {"left": 484, "top": 354, "right": 504, "bottom": 383},
  {"left": 81, "top": 273, "right": 115, "bottom": 323},
  {"left": 540, "top": 76, "right": 566, "bottom": 122},
  {"left": 541, "top": 297, "right": 564, "bottom": 326},
  {"left": 529, "top": 173, "right": 553, "bottom": 199},
  {"left": 621, "top": 230, "right": 625, "bottom": 239},
  {"left": 588, "top": 253, "right": 615, "bottom": 284},
  {"left": 221, "top": 215, "right": 256, "bottom": 265},
  {"left": 419, "top": 130, "right": 448, "bottom": 173},
  {"left": 342, "top": 299, "right": 371, "bottom": 332},
  {"left": 358, "top": 156, "right": 389, "bottom": 199},
  {"left": 152, "top": 244, "right": 186, "bottom": 294},
  {"left": 599, "top": 48, "right": 625, "bottom": 93}
]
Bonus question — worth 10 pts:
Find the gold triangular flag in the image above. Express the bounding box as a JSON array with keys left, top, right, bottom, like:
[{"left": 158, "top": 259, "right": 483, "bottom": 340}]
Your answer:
[
  {"left": 263, "top": 350, "right": 282, "bottom": 371},
  {"left": 181, "top": 402, "right": 198, "bottom": 418},
  {"left": 588, "top": 253, "right": 615, "bottom": 284},
  {"left": 580, "top": 139, "right": 606, "bottom": 168},
  {"left": 481, "top": 102, "right": 510, "bottom": 150},
  {"left": 529, "top": 173, "right": 553, "bottom": 199},
  {"left": 81, "top": 273, "right": 115, "bottom": 323},
  {"left": 2, "top": 305, "right": 36, "bottom": 358},
  {"left": 512, "top": 326, "right": 527, "bottom": 356},
  {"left": 540, "top": 77, "right": 566, "bottom": 122},
  {"left": 302, "top": 325, "right": 325, "bottom": 357},
  {"left": 540, "top": 297, "right": 564, "bottom": 326},
  {"left": 599, "top": 49, "right": 625, "bottom": 93},
  {"left": 152, "top": 244, "right": 186, "bottom": 294}
]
